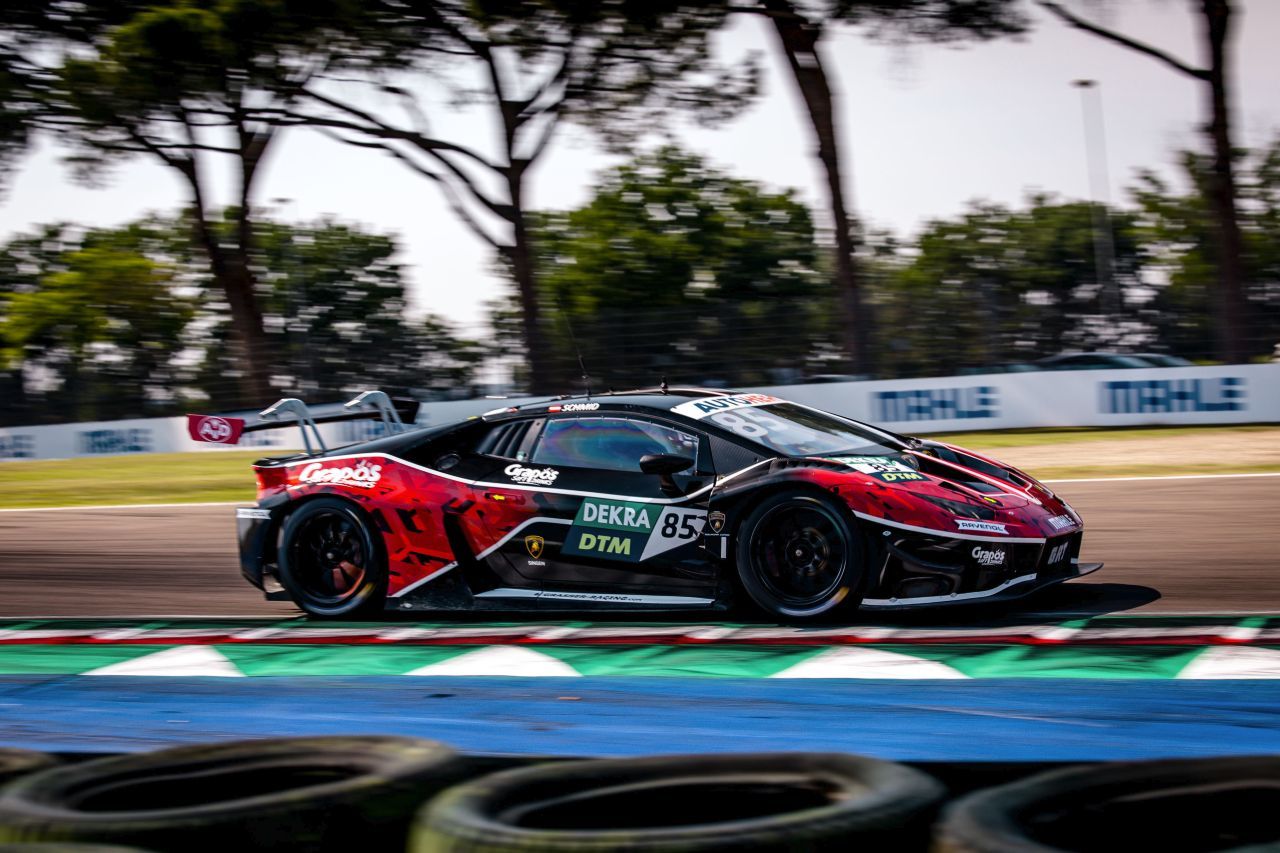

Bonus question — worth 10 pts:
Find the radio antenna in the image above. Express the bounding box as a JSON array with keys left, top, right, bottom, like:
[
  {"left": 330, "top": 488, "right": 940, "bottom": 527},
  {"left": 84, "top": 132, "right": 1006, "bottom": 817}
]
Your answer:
[{"left": 559, "top": 305, "right": 591, "bottom": 399}]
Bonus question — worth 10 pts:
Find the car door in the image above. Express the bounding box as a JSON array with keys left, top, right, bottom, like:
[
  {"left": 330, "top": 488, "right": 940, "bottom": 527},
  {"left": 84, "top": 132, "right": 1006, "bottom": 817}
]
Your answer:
[{"left": 478, "top": 414, "right": 718, "bottom": 598}]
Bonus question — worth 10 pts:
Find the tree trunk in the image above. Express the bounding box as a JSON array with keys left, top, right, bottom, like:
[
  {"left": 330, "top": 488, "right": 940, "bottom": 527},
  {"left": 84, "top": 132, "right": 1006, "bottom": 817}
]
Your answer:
[
  {"left": 764, "top": 0, "right": 871, "bottom": 376},
  {"left": 507, "top": 206, "right": 554, "bottom": 394},
  {"left": 1201, "top": 0, "right": 1249, "bottom": 363},
  {"left": 179, "top": 149, "right": 273, "bottom": 407}
]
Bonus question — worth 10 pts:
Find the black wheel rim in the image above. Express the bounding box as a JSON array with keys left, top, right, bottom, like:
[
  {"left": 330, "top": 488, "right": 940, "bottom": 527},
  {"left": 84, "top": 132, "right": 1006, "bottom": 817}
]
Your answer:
[
  {"left": 289, "top": 511, "right": 368, "bottom": 605},
  {"left": 750, "top": 504, "right": 848, "bottom": 608}
]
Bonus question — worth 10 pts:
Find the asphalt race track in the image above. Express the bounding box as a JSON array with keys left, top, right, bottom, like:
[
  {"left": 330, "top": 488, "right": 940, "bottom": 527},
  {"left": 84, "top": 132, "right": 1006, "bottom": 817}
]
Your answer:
[{"left": 1, "top": 475, "right": 1275, "bottom": 618}]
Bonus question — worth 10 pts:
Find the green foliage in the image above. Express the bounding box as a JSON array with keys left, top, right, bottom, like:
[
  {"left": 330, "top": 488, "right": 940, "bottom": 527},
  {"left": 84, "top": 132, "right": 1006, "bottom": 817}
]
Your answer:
[
  {"left": 0, "top": 224, "right": 195, "bottom": 422},
  {"left": 517, "top": 146, "right": 834, "bottom": 387},
  {"left": 873, "top": 196, "right": 1147, "bottom": 377},
  {"left": 0, "top": 213, "right": 481, "bottom": 426},
  {"left": 1131, "top": 138, "right": 1280, "bottom": 361}
]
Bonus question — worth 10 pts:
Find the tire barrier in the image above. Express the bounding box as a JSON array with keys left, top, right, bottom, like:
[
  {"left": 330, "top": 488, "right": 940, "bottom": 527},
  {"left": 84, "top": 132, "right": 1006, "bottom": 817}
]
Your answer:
[
  {"left": 0, "top": 753, "right": 58, "bottom": 790},
  {"left": 411, "top": 751, "right": 946, "bottom": 852},
  {"left": 934, "top": 755, "right": 1280, "bottom": 852},
  {"left": 0, "top": 736, "right": 465, "bottom": 852}
]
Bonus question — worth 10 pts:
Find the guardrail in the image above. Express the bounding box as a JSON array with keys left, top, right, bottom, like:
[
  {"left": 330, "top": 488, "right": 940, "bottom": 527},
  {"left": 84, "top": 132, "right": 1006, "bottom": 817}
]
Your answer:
[{"left": 2, "top": 364, "right": 1275, "bottom": 460}]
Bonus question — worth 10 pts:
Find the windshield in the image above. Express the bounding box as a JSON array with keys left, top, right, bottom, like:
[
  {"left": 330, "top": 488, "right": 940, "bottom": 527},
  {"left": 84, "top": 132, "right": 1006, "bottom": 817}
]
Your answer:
[{"left": 703, "top": 403, "right": 901, "bottom": 458}]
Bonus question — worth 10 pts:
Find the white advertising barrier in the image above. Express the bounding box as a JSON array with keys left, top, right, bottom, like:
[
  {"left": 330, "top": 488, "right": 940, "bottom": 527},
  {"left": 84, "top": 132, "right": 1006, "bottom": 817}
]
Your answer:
[
  {"left": 0, "top": 366, "right": 1275, "bottom": 461},
  {"left": 756, "top": 364, "right": 1278, "bottom": 433}
]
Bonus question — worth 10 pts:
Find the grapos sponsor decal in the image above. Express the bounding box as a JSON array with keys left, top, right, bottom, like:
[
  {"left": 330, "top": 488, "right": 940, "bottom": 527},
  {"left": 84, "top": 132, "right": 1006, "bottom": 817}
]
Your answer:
[
  {"left": 971, "top": 545, "right": 1007, "bottom": 567},
  {"left": 828, "top": 455, "right": 926, "bottom": 483},
  {"left": 955, "top": 519, "right": 1008, "bottom": 534},
  {"left": 505, "top": 463, "right": 560, "bottom": 486},
  {"left": 1046, "top": 540, "right": 1071, "bottom": 565},
  {"left": 298, "top": 459, "right": 383, "bottom": 488},
  {"left": 548, "top": 402, "right": 600, "bottom": 412},
  {"left": 670, "top": 394, "right": 784, "bottom": 420},
  {"left": 565, "top": 497, "right": 706, "bottom": 563},
  {"left": 1047, "top": 514, "right": 1075, "bottom": 531}
]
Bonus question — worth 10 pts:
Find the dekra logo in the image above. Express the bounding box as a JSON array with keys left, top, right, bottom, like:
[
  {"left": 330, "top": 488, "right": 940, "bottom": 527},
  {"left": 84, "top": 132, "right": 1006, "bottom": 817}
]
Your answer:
[{"left": 581, "top": 499, "right": 654, "bottom": 530}]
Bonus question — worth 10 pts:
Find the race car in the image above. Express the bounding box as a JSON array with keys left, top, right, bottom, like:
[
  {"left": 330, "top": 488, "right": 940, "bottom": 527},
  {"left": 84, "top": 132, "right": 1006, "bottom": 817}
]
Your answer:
[{"left": 201, "top": 388, "right": 1101, "bottom": 621}]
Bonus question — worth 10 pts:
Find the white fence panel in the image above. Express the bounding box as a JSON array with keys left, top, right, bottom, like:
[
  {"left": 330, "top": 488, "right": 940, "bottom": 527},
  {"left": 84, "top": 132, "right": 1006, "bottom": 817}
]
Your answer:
[{"left": 2, "top": 365, "right": 1275, "bottom": 461}]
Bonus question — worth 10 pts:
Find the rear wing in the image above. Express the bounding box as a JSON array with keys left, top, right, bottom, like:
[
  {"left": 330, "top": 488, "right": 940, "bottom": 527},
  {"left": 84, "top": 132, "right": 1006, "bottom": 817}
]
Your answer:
[{"left": 187, "top": 390, "right": 420, "bottom": 455}]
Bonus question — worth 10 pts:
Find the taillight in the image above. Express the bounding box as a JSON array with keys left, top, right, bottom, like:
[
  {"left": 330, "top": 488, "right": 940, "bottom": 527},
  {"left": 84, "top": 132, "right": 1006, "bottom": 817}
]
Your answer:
[{"left": 254, "top": 465, "right": 289, "bottom": 498}]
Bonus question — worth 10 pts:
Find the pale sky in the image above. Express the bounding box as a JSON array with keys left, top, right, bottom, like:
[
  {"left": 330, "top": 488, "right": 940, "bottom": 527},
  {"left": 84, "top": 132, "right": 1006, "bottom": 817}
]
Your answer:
[{"left": 1, "top": 1, "right": 1277, "bottom": 335}]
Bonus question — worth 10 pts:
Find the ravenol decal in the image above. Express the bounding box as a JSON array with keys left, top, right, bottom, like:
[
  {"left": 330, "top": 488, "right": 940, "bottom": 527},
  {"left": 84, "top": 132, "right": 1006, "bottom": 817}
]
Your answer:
[
  {"left": 671, "top": 394, "right": 784, "bottom": 420},
  {"left": 564, "top": 498, "right": 706, "bottom": 563},
  {"left": 828, "top": 456, "right": 926, "bottom": 483},
  {"left": 956, "top": 519, "right": 1008, "bottom": 535}
]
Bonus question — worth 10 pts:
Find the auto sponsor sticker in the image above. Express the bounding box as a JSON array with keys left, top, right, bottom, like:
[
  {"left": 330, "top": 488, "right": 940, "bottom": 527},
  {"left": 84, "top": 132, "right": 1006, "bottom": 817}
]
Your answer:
[
  {"left": 562, "top": 497, "right": 707, "bottom": 563},
  {"left": 971, "top": 545, "right": 1007, "bottom": 567},
  {"left": 955, "top": 519, "right": 1008, "bottom": 534},
  {"left": 827, "top": 456, "right": 926, "bottom": 483},
  {"left": 1046, "top": 514, "right": 1075, "bottom": 530},
  {"left": 548, "top": 402, "right": 600, "bottom": 413},
  {"left": 504, "top": 463, "right": 560, "bottom": 486},
  {"left": 186, "top": 414, "right": 245, "bottom": 444},
  {"left": 670, "top": 394, "right": 784, "bottom": 420},
  {"left": 298, "top": 459, "right": 383, "bottom": 488}
]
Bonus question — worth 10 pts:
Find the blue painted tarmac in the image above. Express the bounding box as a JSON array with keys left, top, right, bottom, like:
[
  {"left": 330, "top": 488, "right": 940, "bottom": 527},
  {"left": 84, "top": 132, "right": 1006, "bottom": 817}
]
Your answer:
[{"left": 1, "top": 676, "right": 1277, "bottom": 760}]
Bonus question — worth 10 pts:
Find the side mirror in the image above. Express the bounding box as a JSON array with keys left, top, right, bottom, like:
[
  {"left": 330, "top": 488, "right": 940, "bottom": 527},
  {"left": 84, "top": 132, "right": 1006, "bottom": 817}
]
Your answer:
[{"left": 639, "top": 453, "right": 694, "bottom": 476}]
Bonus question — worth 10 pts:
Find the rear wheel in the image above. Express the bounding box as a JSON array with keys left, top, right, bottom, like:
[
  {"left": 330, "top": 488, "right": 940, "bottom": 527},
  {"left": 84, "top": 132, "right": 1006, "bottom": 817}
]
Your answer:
[
  {"left": 278, "top": 498, "right": 386, "bottom": 618},
  {"left": 735, "top": 492, "right": 864, "bottom": 621}
]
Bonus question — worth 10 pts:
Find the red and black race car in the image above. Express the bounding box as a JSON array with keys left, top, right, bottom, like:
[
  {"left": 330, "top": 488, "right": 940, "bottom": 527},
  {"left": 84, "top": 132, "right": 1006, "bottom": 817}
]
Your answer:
[{"left": 203, "top": 388, "right": 1101, "bottom": 622}]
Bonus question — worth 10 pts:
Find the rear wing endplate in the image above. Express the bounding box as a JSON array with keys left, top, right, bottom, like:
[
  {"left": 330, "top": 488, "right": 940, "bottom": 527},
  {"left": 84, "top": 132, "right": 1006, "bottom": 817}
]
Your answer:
[{"left": 187, "top": 390, "right": 419, "bottom": 455}]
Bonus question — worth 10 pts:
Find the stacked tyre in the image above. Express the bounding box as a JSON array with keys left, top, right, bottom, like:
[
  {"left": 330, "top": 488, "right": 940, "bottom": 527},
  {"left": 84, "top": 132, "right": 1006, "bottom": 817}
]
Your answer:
[
  {"left": 411, "top": 752, "right": 945, "bottom": 852},
  {"left": 0, "top": 737, "right": 466, "bottom": 852}
]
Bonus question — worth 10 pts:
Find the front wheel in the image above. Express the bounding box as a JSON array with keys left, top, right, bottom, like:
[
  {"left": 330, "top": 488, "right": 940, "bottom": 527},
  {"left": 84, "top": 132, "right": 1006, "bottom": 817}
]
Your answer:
[
  {"left": 735, "top": 492, "right": 864, "bottom": 622},
  {"left": 278, "top": 498, "right": 387, "bottom": 618}
]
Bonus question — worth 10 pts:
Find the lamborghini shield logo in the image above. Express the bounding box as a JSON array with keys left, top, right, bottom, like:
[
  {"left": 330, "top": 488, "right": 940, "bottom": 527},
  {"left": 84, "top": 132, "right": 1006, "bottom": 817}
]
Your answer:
[
  {"left": 524, "top": 535, "right": 545, "bottom": 559},
  {"left": 708, "top": 511, "right": 726, "bottom": 534}
]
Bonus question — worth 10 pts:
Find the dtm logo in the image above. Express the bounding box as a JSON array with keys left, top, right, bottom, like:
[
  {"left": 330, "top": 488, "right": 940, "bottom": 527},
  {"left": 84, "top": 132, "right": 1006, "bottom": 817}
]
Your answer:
[
  {"left": 971, "top": 546, "right": 1007, "bottom": 567},
  {"left": 199, "top": 417, "right": 233, "bottom": 442},
  {"left": 573, "top": 532, "right": 633, "bottom": 556},
  {"left": 505, "top": 463, "right": 560, "bottom": 486},
  {"left": 298, "top": 459, "right": 383, "bottom": 488}
]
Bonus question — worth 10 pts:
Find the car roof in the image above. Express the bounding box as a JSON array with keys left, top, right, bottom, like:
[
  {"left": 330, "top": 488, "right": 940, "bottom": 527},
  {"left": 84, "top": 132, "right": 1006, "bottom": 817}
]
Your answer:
[{"left": 499, "top": 387, "right": 737, "bottom": 418}]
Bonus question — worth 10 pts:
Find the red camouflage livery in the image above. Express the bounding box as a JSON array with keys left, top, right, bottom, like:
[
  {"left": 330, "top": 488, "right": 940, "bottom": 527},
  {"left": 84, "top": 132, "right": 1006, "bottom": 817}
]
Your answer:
[{"left": 224, "top": 388, "right": 1100, "bottom": 621}]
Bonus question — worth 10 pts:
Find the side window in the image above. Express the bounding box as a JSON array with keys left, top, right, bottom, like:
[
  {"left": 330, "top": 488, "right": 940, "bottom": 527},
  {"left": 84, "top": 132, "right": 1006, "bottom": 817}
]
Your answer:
[
  {"left": 474, "top": 418, "right": 543, "bottom": 460},
  {"left": 531, "top": 418, "right": 699, "bottom": 473}
]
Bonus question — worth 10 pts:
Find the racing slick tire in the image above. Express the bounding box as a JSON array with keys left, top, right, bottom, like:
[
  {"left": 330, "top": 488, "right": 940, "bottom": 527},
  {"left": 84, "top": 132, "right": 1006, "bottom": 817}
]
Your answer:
[
  {"left": 935, "top": 755, "right": 1280, "bottom": 852},
  {"left": 277, "top": 497, "right": 387, "bottom": 618},
  {"left": 735, "top": 492, "right": 865, "bottom": 621},
  {"left": 411, "top": 752, "right": 945, "bottom": 852},
  {"left": 0, "top": 736, "right": 465, "bottom": 852},
  {"left": 0, "top": 752, "right": 58, "bottom": 788}
]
